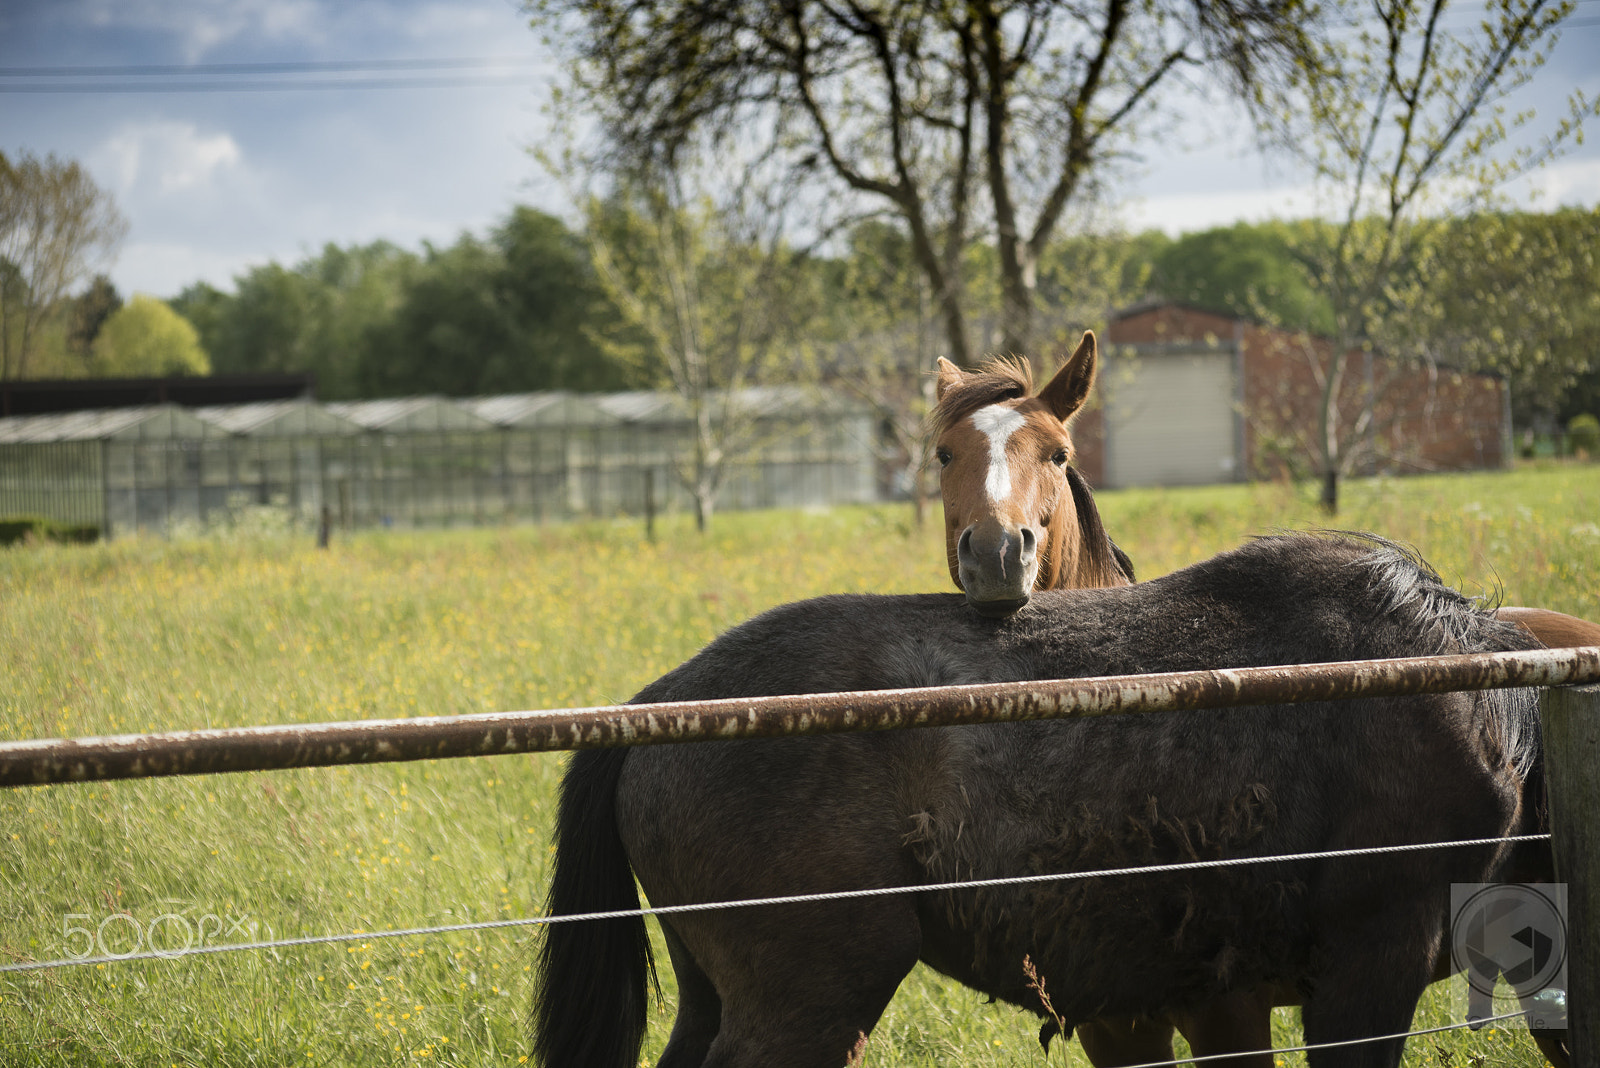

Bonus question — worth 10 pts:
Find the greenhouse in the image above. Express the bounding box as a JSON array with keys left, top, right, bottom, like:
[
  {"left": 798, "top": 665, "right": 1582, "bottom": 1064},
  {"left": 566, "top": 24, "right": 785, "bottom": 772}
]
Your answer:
[{"left": 0, "top": 387, "right": 879, "bottom": 538}]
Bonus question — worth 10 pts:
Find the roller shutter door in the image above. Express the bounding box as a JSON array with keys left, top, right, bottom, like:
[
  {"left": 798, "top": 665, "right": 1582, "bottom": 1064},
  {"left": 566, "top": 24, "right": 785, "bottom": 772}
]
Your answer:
[{"left": 1103, "top": 348, "right": 1239, "bottom": 487}]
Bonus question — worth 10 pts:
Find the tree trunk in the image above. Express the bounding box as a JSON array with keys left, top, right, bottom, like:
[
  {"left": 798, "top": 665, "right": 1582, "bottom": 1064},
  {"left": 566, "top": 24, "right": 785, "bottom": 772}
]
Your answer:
[
  {"left": 693, "top": 486, "right": 713, "bottom": 533},
  {"left": 1317, "top": 350, "right": 1347, "bottom": 515},
  {"left": 998, "top": 262, "right": 1035, "bottom": 356},
  {"left": 909, "top": 460, "right": 932, "bottom": 529},
  {"left": 938, "top": 288, "right": 973, "bottom": 366}
]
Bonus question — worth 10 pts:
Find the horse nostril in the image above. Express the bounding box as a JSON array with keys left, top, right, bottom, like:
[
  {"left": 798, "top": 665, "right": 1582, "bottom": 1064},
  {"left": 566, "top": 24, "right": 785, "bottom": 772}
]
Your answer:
[
  {"left": 1019, "top": 527, "right": 1037, "bottom": 563},
  {"left": 957, "top": 526, "right": 976, "bottom": 564}
]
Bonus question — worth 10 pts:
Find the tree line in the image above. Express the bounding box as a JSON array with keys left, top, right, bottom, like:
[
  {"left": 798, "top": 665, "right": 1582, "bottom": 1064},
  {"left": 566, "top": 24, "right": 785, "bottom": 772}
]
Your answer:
[
  {"left": 167, "top": 205, "right": 635, "bottom": 399},
  {"left": 6, "top": 174, "right": 1598, "bottom": 429}
]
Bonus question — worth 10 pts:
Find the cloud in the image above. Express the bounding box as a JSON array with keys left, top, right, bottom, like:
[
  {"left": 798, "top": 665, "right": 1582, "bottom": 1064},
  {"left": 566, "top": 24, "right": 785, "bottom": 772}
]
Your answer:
[
  {"left": 113, "top": 241, "right": 271, "bottom": 298},
  {"left": 73, "top": 0, "right": 324, "bottom": 63},
  {"left": 96, "top": 120, "right": 243, "bottom": 195},
  {"left": 1515, "top": 157, "right": 1600, "bottom": 209},
  {"left": 1121, "top": 182, "right": 1321, "bottom": 236}
]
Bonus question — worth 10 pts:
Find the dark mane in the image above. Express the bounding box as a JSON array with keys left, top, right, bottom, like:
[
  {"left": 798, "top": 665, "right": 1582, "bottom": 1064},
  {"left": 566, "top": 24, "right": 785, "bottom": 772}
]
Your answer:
[
  {"left": 931, "top": 356, "right": 1035, "bottom": 437},
  {"left": 1065, "top": 467, "right": 1136, "bottom": 585}
]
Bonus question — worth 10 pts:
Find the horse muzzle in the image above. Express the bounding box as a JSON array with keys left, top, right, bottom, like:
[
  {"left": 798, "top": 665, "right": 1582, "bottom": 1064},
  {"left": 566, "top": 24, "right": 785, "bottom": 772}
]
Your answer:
[{"left": 956, "top": 520, "right": 1039, "bottom": 616}]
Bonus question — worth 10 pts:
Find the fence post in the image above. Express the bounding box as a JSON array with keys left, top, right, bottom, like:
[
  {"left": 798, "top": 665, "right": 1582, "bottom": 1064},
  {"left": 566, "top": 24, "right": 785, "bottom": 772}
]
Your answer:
[
  {"left": 644, "top": 467, "right": 656, "bottom": 543},
  {"left": 1540, "top": 682, "right": 1600, "bottom": 1063}
]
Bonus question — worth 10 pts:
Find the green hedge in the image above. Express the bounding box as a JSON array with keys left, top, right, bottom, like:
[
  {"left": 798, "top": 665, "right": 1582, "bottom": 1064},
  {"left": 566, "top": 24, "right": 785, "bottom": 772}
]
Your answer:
[
  {"left": 0, "top": 516, "right": 101, "bottom": 547},
  {"left": 1569, "top": 413, "right": 1600, "bottom": 457}
]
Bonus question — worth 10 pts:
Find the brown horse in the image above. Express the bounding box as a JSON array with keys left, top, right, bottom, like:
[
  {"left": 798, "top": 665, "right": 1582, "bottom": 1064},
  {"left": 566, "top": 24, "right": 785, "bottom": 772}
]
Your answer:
[
  {"left": 932, "top": 330, "right": 1133, "bottom": 615},
  {"left": 933, "top": 337, "right": 1594, "bottom": 1067}
]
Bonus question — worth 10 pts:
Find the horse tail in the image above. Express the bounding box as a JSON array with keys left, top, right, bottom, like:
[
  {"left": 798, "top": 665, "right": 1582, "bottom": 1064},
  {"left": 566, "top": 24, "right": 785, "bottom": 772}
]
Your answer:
[{"left": 534, "top": 748, "right": 656, "bottom": 1068}]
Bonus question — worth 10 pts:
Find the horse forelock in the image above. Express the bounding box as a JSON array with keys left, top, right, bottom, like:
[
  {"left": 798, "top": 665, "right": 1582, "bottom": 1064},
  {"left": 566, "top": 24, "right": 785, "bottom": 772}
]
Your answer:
[{"left": 931, "top": 356, "right": 1037, "bottom": 438}]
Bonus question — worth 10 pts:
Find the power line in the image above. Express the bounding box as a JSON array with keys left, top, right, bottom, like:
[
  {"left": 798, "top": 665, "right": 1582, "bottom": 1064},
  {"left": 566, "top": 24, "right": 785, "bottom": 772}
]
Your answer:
[
  {"left": 0, "top": 57, "right": 546, "bottom": 77},
  {"left": 0, "top": 55, "right": 552, "bottom": 94},
  {"left": 0, "top": 75, "right": 545, "bottom": 94}
]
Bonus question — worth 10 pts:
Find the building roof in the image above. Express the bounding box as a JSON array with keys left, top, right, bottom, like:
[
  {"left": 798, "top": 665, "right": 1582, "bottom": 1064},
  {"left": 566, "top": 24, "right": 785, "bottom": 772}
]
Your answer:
[
  {"left": 596, "top": 385, "right": 870, "bottom": 424},
  {"left": 0, "top": 386, "right": 873, "bottom": 444},
  {"left": 194, "top": 400, "right": 361, "bottom": 437},
  {"left": 0, "top": 405, "right": 228, "bottom": 444},
  {"left": 0, "top": 373, "right": 314, "bottom": 417},
  {"left": 460, "top": 392, "right": 618, "bottom": 428},
  {"left": 324, "top": 397, "right": 493, "bottom": 432}
]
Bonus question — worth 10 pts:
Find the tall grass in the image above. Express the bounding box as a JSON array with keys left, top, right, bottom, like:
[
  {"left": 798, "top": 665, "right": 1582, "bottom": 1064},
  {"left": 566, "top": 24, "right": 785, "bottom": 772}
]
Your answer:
[{"left": 1, "top": 465, "right": 1593, "bottom": 1067}]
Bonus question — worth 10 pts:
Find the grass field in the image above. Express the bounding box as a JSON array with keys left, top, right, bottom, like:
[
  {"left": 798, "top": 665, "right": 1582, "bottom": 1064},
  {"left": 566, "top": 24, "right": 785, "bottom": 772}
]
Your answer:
[{"left": 1, "top": 464, "right": 1595, "bottom": 1067}]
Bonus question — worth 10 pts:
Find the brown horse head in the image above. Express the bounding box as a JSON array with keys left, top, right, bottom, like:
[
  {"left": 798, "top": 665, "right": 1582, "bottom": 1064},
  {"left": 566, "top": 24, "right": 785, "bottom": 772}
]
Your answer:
[{"left": 933, "top": 331, "right": 1133, "bottom": 617}]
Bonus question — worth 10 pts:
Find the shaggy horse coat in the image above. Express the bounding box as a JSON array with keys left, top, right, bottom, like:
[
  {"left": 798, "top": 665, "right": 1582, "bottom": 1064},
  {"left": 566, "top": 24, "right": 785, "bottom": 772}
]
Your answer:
[{"left": 534, "top": 535, "right": 1544, "bottom": 1068}]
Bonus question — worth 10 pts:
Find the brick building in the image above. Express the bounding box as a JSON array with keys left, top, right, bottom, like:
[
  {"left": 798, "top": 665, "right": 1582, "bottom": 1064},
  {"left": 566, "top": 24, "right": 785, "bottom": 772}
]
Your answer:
[{"left": 1071, "top": 302, "right": 1510, "bottom": 488}]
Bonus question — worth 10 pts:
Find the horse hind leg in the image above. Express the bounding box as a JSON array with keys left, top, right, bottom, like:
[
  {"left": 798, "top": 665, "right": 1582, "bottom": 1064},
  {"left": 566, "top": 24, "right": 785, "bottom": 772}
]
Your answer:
[
  {"left": 683, "top": 899, "right": 921, "bottom": 1068},
  {"left": 1074, "top": 989, "right": 1276, "bottom": 1068},
  {"left": 658, "top": 923, "right": 722, "bottom": 1068},
  {"left": 1075, "top": 1017, "right": 1180, "bottom": 1067},
  {"left": 1172, "top": 990, "right": 1277, "bottom": 1068},
  {"left": 1299, "top": 921, "right": 1436, "bottom": 1067}
]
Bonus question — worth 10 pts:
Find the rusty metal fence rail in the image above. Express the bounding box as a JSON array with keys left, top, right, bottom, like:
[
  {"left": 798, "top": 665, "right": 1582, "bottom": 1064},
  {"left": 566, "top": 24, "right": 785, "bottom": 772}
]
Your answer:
[{"left": 3, "top": 646, "right": 1599, "bottom": 788}]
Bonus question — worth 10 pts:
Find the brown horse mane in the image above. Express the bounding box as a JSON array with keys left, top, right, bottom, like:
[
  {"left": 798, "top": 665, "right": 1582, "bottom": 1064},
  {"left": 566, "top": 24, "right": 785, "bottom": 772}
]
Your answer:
[{"left": 930, "top": 356, "right": 1035, "bottom": 438}]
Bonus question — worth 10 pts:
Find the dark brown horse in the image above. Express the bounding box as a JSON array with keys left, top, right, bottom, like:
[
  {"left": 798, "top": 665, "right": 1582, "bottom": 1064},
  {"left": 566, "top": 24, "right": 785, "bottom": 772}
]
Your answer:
[
  {"left": 933, "top": 343, "right": 1590, "bottom": 1066},
  {"left": 535, "top": 534, "right": 1548, "bottom": 1068}
]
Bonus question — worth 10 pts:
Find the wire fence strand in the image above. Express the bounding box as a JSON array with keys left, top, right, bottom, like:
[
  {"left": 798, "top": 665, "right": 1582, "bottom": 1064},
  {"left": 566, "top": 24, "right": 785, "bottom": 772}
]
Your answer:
[
  {"left": 1107, "top": 1011, "right": 1530, "bottom": 1068},
  {"left": 0, "top": 832, "right": 1549, "bottom": 975}
]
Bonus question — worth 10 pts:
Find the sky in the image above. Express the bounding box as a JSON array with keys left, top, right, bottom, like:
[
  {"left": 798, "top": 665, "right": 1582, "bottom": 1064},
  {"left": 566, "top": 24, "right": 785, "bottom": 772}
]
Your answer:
[{"left": 2, "top": 0, "right": 1598, "bottom": 300}]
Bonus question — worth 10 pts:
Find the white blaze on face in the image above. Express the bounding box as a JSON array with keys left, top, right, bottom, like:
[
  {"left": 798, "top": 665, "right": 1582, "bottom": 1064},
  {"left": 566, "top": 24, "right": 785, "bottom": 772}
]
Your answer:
[{"left": 969, "top": 404, "right": 1027, "bottom": 503}]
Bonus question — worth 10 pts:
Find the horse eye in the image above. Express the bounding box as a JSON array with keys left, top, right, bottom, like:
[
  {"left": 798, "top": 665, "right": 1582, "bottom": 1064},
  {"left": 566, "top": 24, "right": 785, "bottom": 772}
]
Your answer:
[
  {"left": 1051, "top": 448, "right": 1069, "bottom": 467},
  {"left": 936, "top": 447, "right": 953, "bottom": 468}
]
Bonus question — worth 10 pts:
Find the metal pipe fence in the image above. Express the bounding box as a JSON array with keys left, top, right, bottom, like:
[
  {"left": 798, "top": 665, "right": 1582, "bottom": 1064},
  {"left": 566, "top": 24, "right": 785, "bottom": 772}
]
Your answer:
[{"left": 3, "top": 646, "right": 1597, "bottom": 787}]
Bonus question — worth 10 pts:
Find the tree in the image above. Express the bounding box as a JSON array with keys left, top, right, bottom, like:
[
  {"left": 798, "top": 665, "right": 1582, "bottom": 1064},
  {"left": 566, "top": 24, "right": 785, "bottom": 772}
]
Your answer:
[
  {"left": 1148, "top": 221, "right": 1334, "bottom": 335},
  {"left": 360, "top": 208, "right": 631, "bottom": 396},
  {"left": 174, "top": 242, "right": 419, "bottom": 399},
  {"left": 584, "top": 175, "right": 819, "bottom": 531},
  {"left": 812, "top": 219, "right": 945, "bottom": 524},
  {"left": 0, "top": 150, "right": 127, "bottom": 380},
  {"left": 496, "top": 206, "right": 632, "bottom": 391},
  {"left": 1425, "top": 207, "right": 1600, "bottom": 427},
  {"left": 170, "top": 211, "right": 627, "bottom": 399},
  {"left": 1257, "top": 0, "right": 1594, "bottom": 511},
  {"left": 92, "top": 295, "right": 211, "bottom": 377},
  {"left": 535, "top": 0, "right": 1315, "bottom": 364},
  {"left": 68, "top": 274, "right": 123, "bottom": 362}
]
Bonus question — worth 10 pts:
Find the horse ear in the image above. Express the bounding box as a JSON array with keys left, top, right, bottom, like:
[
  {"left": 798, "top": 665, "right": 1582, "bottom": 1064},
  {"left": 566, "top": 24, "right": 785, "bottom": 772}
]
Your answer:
[
  {"left": 935, "top": 357, "right": 965, "bottom": 402},
  {"left": 1039, "top": 331, "right": 1097, "bottom": 422}
]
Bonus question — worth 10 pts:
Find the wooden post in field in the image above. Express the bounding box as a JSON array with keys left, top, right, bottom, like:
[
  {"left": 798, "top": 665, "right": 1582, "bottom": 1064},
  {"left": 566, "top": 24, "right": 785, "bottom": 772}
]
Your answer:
[
  {"left": 644, "top": 467, "right": 656, "bottom": 543},
  {"left": 1540, "top": 682, "right": 1600, "bottom": 1063}
]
